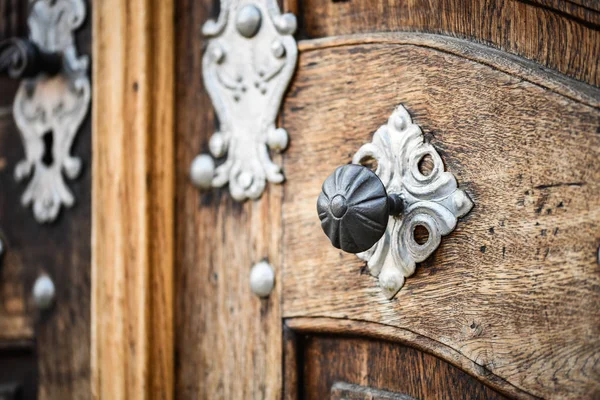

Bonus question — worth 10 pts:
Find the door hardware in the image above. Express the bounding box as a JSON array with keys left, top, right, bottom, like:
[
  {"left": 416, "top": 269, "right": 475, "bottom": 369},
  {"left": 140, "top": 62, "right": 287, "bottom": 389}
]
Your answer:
[
  {"left": 32, "top": 273, "right": 55, "bottom": 310},
  {"left": 318, "top": 164, "right": 404, "bottom": 254},
  {"left": 250, "top": 261, "right": 275, "bottom": 298},
  {"left": 0, "top": 38, "right": 62, "bottom": 79},
  {"left": 317, "top": 105, "right": 473, "bottom": 299},
  {"left": 190, "top": 0, "right": 298, "bottom": 201},
  {"left": 1, "top": 0, "right": 90, "bottom": 223}
]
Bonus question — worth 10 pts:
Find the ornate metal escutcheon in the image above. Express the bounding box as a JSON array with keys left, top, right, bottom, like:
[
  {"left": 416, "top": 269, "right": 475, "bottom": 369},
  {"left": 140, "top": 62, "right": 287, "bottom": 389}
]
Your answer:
[
  {"left": 190, "top": 0, "right": 298, "bottom": 201},
  {"left": 6, "top": 0, "right": 90, "bottom": 223},
  {"left": 318, "top": 105, "right": 474, "bottom": 299}
]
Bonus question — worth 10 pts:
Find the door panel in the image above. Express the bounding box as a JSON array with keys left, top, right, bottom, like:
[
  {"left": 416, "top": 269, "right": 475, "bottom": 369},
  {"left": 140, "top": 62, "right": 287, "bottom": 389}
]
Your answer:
[
  {"left": 173, "top": 1, "right": 600, "bottom": 399},
  {"left": 299, "top": 336, "right": 507, "bottom": 400},
  {"left": 281, "top": 34, "right": 600, "bottom": 399}
]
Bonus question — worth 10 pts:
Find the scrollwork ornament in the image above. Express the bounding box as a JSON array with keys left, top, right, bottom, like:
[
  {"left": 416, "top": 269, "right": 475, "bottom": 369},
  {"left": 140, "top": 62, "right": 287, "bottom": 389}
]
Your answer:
[
  {"left": 13, "top": 0, "right": 90, "bottom": 223},
  {"left": 352, "top": 105, "right": 473, "bottom": 299},
  {"left": 195, "top": 0, "right": 298, "bottom": 201}
]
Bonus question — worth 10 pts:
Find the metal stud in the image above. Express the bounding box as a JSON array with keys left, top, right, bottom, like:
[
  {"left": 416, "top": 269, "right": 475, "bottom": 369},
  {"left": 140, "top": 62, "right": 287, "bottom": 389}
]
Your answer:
[
  {"left": 32, "top": 274, "right": 55, "bottom": 310},
  {"left": 190, "top": 154, "right": 215, "bottom": 190},
  {"left": 235, "top": 5, "right": 262, "bottom": 38},
  {"left": 266, "top": 127, "right": 289, "bottom": 152},
  {"left": 250, "top": 261, "right": 275, "bottom": 298}
]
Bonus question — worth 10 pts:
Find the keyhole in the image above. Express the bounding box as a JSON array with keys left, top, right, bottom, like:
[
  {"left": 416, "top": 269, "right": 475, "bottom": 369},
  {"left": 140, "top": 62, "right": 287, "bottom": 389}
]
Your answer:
[{"left": 42, "top": 131, "right": 54, "bottom": 167}]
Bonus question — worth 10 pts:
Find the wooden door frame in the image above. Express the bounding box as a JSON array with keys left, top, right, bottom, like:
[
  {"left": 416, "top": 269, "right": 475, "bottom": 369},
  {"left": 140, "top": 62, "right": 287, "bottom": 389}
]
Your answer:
[{"left": 91, "top": 0, "right": 175, "bottom": 398}]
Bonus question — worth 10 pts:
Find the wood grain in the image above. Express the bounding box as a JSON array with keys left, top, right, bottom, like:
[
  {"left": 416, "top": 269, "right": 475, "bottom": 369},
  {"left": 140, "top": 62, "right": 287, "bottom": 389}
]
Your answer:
[
  {"left": 301, "top": 335, "right": 508, "bottom": 399},
  {"left": 287, "top": 317, "right": 532, "bottom": 399},
  {"left": 295, "top": 0, "right": 600, "bottom": 87},
  {"left": 281, "top": 33, "right": 600, "bottom": 399},
  {"left": 174, "top": 0, "right": 284, "bottom": 398},
  {"left": 91, "top": 0, "right": 175, "bottom": 398},
  {"left": 283, "top": 325, "right": 300, "bottom": 400}
]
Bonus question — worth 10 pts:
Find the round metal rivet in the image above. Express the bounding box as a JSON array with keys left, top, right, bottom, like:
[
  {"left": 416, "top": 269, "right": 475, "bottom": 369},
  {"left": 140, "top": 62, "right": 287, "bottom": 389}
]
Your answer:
[
  {"left": 454, "top": 190, "right": 466, "bottom": 209},
  {"left": 189, "top": 154, "right": 215, "bottom": 190},
  {"left": 267, "top": 127, "right": 289, "bottom": 152},
  {"left": 239, "top": 171, "right": 253, "bottom": 189},
  {"left": 211, "top": 45, "right": 225, "bottom": 64},
  {"left": 394, "top": 115, "right": 406, "bottom": 130},
  {"left": 236, "top": 5, "right": 262, "bottom": 38},
  {"left": 209, "top": 132, "right": 227, "bottom": 158},
  {"left": 250, "top": 261, "right": 275, "bottom": 298},
  {"left": 33, "top": 274, "right": 55, "bottom": 310},
  {"left": 276, "top": 13, "right": 297, "bottom": 35},
  {"left": 271, "top": 40, "right": 285, "bottom": 58},
  {"left": 331, "top": 194, "right": 348, "bottom": 218}
]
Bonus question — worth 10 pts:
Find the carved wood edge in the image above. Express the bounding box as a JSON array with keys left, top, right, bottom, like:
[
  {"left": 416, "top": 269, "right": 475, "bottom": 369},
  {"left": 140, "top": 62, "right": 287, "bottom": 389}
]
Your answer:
[
  {"left": 284, "top": 317, "right": 539, "bottom": 400},
  {"left": 297, "top": 32, "right": 600, "bottom": 109}
]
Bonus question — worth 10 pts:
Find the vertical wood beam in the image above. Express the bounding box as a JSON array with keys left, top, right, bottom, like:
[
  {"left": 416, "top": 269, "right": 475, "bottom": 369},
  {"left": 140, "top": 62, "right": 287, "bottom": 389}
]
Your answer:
[{"left": 91, "top": 0, "right": 174, "bottom": 398}]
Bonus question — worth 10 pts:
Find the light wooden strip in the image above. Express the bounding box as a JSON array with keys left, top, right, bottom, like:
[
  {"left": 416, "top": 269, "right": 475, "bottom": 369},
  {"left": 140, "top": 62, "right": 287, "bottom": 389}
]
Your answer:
[{"left": 91, "top": 0, "right": 174, "bottom": 398}]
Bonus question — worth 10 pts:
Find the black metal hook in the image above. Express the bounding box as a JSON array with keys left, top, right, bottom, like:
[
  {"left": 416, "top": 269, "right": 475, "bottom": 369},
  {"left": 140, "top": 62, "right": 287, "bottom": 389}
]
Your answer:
[{"left": 0, "top": 38, "right": 62, "bottom": 79}]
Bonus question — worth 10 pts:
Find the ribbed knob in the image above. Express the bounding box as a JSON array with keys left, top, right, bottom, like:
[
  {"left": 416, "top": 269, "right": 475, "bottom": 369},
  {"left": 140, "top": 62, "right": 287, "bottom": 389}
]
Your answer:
[{"left": 317, "top": 164, "right": 401, "bottom": 253}]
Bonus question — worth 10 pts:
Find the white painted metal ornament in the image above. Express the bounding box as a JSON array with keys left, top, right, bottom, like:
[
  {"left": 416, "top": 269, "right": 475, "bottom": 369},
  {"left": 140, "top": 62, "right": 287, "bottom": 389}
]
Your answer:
[
  {"left": 191, "top": 0, "right": 298, "bottom": 201},
  {"left": 354, "top": 105, "right": 473, "bottom": 298},
  {"left": 318, "top": 105, "right": 473, "bottom": 299},
  {"left": 14, "top": 0, "right": 90, "bottom": 223}
]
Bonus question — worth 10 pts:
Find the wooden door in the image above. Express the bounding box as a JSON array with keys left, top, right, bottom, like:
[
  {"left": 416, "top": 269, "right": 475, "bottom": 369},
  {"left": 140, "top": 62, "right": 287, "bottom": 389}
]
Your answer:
[
  {"left": 0, "top": 0, "right": 597, "bottom": 399},
  {"left": 86, "top": 0, "right": 600, "bottom": 399},
  {"left": 171, "top": 1, "right": 600, "bottom": 399}
]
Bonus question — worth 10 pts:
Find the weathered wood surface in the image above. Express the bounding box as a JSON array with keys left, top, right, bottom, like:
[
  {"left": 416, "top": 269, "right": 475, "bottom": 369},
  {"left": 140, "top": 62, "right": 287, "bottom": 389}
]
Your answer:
[
  {"left": 91, "top": 0, "right": 175, "bottom": 398},
  {"left": 288, "top": 318, "right": 530, "bottom": 399},
  {"left": 0, "top": 93, "right": 32, "bottom": 344},
  {"left": 0, "top": 1, "right": 92, "bottom": 398},
  {"left": 295, "top": 0, "right": 600, "bottom": 87},
  {"left": 302, "top": 335, "right": 508, "bottom": 399},
  {"left": 281, "top": 33, "right": 600, "bottom": 399},
  {"left": 174, "top": 0, "right": 283, "bottom": 398},
  {"left": 282, "top": 325, "right": 300, "bottom": 400}
]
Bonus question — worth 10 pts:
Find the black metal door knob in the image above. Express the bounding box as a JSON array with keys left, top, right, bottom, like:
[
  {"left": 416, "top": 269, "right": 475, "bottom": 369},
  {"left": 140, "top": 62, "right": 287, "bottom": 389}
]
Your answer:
[{"left": 317, "top": 164, "right": 403, "bottom": 253}]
